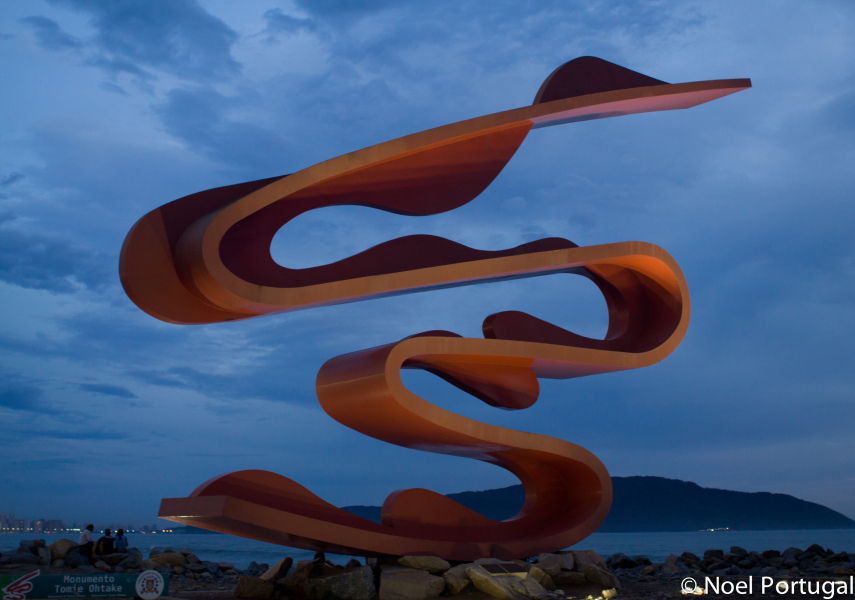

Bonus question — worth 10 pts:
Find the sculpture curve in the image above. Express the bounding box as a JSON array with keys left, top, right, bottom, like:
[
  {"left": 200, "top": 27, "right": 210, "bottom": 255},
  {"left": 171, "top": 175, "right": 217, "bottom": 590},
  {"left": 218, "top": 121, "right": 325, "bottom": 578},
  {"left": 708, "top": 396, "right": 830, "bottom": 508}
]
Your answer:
[{"left": 120, "top": 57, "right": 750, "bottom": 560}]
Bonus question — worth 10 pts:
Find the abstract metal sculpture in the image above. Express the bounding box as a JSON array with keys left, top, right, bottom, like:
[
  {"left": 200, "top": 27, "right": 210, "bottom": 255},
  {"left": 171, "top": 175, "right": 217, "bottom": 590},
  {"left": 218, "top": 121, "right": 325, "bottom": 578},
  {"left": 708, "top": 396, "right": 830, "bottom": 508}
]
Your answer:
[{"left": 120, "top": 57, "right": 750, "bottom": 560}]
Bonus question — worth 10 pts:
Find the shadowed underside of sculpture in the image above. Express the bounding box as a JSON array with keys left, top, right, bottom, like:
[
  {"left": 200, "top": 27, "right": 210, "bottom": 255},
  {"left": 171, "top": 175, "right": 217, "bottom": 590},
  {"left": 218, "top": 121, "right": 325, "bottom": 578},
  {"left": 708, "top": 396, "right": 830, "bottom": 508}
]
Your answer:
[{"left": 120, "top": 57, "right": 750, "bottom": 560}]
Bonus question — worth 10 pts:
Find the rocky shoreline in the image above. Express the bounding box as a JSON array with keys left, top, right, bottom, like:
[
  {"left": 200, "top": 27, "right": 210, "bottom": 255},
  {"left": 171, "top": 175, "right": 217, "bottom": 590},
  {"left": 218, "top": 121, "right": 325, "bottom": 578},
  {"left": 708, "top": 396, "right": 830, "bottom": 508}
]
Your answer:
[{"left": 2, "top": 539, "right": 854, "bottom": 599}]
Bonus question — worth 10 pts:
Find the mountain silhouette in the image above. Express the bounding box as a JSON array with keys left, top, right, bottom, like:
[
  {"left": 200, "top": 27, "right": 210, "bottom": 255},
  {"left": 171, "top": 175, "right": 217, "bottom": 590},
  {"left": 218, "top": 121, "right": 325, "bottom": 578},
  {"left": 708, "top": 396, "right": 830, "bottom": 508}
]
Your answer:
[{"left": 342, "top": 476, "right": 855, "bottom": 532}]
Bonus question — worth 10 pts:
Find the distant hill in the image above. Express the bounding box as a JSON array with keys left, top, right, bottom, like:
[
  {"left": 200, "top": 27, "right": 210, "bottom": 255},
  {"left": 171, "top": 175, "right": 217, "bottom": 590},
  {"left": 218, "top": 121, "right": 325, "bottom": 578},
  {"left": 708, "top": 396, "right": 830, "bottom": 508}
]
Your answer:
[{"left": 343, "top": 476, "right": 855, "bottom": 531}]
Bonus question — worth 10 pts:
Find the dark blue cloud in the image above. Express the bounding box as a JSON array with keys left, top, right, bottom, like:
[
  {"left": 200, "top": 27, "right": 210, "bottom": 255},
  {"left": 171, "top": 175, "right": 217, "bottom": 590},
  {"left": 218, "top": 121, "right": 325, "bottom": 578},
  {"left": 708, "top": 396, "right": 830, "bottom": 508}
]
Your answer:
[
  {"left": 47, "top": 0, "right": 239, "bottom": 81},
  {"left": 78, "top": 383, "right": 137, "bottom": 399},
  {"left": 20, "top": 15, "right": 82, "bottom": 51},
  {"left": 155, "top": 87, "right": 293, "bottom": 175},
  {"left": 261, "top": 8, "right": 315, "bottom": 41},
  {"left": 1, "top": 173, "right": 25, "bottom": 188},
  {"left": 0, "top": 380, "right": 44, "bottom": 412},
  {"left": 0, "top": 215, "right": 111, "bottom": 292}
]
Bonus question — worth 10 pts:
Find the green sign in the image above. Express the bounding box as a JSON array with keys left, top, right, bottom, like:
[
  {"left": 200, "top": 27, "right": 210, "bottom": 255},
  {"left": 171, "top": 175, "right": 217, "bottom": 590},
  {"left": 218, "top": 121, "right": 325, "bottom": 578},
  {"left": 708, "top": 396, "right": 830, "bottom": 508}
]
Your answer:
[{"left": 0, "top": 569, "right": 168, "bottom": 599}]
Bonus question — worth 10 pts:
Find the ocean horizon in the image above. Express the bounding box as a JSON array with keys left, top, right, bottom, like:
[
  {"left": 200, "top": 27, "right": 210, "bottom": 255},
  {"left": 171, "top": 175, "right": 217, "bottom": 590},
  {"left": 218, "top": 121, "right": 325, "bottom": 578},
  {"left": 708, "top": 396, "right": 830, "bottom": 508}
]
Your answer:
[{"left": 3, "top": 529, "right": 854, "bottom": 570}]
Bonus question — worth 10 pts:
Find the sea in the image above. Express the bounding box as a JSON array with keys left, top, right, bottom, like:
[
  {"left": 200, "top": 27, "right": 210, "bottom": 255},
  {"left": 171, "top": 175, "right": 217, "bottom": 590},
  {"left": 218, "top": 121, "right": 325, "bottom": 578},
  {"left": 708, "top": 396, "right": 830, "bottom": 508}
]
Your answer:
[{"left": 2, "top": 530, "right": 853, "bottom": 571}]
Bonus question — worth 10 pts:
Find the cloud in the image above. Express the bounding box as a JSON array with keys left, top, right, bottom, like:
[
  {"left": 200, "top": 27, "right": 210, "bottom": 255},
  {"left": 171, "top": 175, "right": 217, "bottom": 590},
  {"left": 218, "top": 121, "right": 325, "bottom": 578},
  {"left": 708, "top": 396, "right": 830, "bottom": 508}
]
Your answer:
[
  {"left": 46, "top": 0, "right": 240, "bottom": 82},
  {"left": 154, "top": 86, "right": 292, "bottom": 174},
  {"left": 1, "top": 172, "right": 25, "bottom": 188},
  {"left": 78, "top": 383, "right": 137, "bottom": 399},
  {"left": 0, "top": 380, "right": 44, "bottom": 412},
  {"left": 0, "top": 216, "right": 111, "bottom": 293},
  {"left": 20, "top": 15, "right": 82, "bottom": 51},
  {"left": 261, "top": 8, "right": 315, "bottom": 42}
]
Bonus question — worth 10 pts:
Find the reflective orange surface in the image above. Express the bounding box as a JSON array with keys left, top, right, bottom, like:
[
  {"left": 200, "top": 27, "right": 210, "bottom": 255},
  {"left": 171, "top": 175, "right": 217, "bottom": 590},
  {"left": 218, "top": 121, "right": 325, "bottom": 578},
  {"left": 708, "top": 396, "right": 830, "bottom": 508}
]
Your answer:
[{"left": 121, "top": 57, "right": 750, "bottom": 560}]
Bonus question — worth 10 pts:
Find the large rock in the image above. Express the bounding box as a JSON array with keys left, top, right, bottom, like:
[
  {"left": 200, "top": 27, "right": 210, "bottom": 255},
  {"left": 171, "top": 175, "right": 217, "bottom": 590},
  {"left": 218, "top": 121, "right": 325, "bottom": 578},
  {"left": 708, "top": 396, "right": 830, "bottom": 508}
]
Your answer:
[
  {"left": 660, "top": 554, "right": 687, "bottom": 576},
  {"left": 466, "top": 565, "right": 548, "bottom": 600},
  {"left": 442, "top": 563, "right": 474, "bottom": 595},
  {"left": 304, "top": 564, "right": 375, "bottom": 600},
  {"left": 536, "top": 553, "right": 574, "bottom": 576},
  {"left": 581, "top": 565, "right": 620, "bottom": 590},
  {"left": 234, "top": 575, "right": 276, "bottom": 599},
  {"left": 380, "top": 567, "right": 445, "bottom": 600},
  {"left": 101, "top": 552, "right": 130, "bottom": 567},
  {"left": 119, "top": 553, "right": 143, "bottom": 571},
  {"left": 64, "top": 551, "right": 91, "bottom": 568},
  {"left": 261, "top": 556, "right": 293, "bottom": 581},
  {"left": 466, "top": 566, "right": 515, "bottom": 600},
  {"left": 526, "top": 566, "right": 554, "bottom": 590},
  {"left": 94, "top": 560, "right": 112, "bottom": 572},
  {"left": 280, "top": 559, "right": 314, "bottom": 593},
  {"left": 551, "top": 571, "right": 586, "bottom": 588},
  {"left": 50, "top": 538, "right": 78, "bottom": 561},
  {"left": 0, "top": 553, "right": 41, "bottom": 565},
  {"left": 146, "top": 551, "right": 187, "bottom": 568},
  {"left": 18, "top": 540, "right": 45, "bottom": 555},
  {"left": 606, "top": 553, "right": 637, "bottom": 570},
  {"left": 569, "top": 550, "right": 607, "bottom": 572},
  {"left": 398, "top": 556, "right": 451, "bottom": 574}
]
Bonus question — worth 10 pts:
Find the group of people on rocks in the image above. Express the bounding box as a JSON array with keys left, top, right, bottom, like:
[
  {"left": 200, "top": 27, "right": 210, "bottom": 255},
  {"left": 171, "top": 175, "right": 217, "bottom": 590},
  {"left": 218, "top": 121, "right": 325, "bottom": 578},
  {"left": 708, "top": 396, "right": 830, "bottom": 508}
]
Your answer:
[{"left": 76, "top": 524, "right": 129, "bottom": 563}]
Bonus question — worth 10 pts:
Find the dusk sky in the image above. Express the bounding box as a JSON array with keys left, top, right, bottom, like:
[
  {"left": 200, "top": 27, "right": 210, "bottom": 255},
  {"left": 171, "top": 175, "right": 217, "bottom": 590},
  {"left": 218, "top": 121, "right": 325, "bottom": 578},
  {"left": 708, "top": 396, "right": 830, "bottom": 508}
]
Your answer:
[{"left": 1, "top": 0, "right": 854, "bottom": 530}]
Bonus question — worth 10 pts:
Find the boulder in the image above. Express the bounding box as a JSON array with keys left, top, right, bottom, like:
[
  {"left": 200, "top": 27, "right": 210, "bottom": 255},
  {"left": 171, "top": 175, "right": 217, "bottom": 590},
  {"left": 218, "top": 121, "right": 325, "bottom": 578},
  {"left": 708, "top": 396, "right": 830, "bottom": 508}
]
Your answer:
[
  {"left": 660, "top": 554, "right": 687, "bottom": 576},
  {"left": 380, "top": 567, "right": 445, "bottom": 600},
  {"left": 148, "top": 551, "right": 187, "bottom": 568},
  {"left": 581, "top": 565, "right": 620, "bottom": 590},
  {"left": 0, "top": 553, "right": 41, "bottom": 565},
  {"left": 345, "top": 559, "right": 362, "bottom": 569},
  {"left": 260, "top": 556, "right": 293, "bottom": 581},
  {"left": 730, "top": 546, "right": 748, "bottom": 557},
  {"left": 551, "top": 571, "right": 586, "bottom": 588},
  {"left": 569, "top": 550, "right": 607, "bottom": 572},
  {"left": 49, "top": 538, "right": 78, "bottom": 561},
  {"left": 234, "top": 575, "right": 276, "bottom": 599},
  {"left": 535, "top": 553, "right": 575, "bottom": 577},
  {"left": 18, "top": 539, "right": 45, "bottom": 555},
  {"left": 304, "top": 564, "right": 375, "bottom": 600},
  {"left": 94, "top": 560, "right": 112, "bottom": 572},
  {"left": 703, "top": 549, "right": 724, "bottom": 560},
  {"left": 398, "top": 556, "right": 451, "bottom": 574},
  {"left": 37, "top": 545, "right": 51, "bottom": 565},
  {"left": 606, "top": 553, "right": 636, "bottom": 570},
  {"left": 119, "top": 553, "right": 143, "bottom": 571},
  {"left": 526, "top": 566, "right": 554, "bottom": 590},
  {"left": 203, "top": 560, "right": 223, "bottom": 574},
  {"left": 465, "top": 566, "right": 515, "bottom": 600},
  {"left": 64, "top": 551, "right": 91, "bottom": 568},
  {"left": 466, "top": 565, "right": 548, "bottom": 600},
  {"left": 280, "top": 560, "right": 314, "bottom": 594},
  {"left": 442, "top": 563, "right": 474, "bottom": 595},
  {"left": 101, "top": 552, "right": 129, "bottom": 566}
]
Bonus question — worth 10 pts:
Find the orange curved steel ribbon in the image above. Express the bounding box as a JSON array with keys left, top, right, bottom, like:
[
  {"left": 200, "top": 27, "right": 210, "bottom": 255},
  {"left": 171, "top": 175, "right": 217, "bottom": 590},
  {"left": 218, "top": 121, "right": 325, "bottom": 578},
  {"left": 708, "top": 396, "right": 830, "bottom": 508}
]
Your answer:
[{"left": 120, "top": 57, "right": 750, "bottom": 560}]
